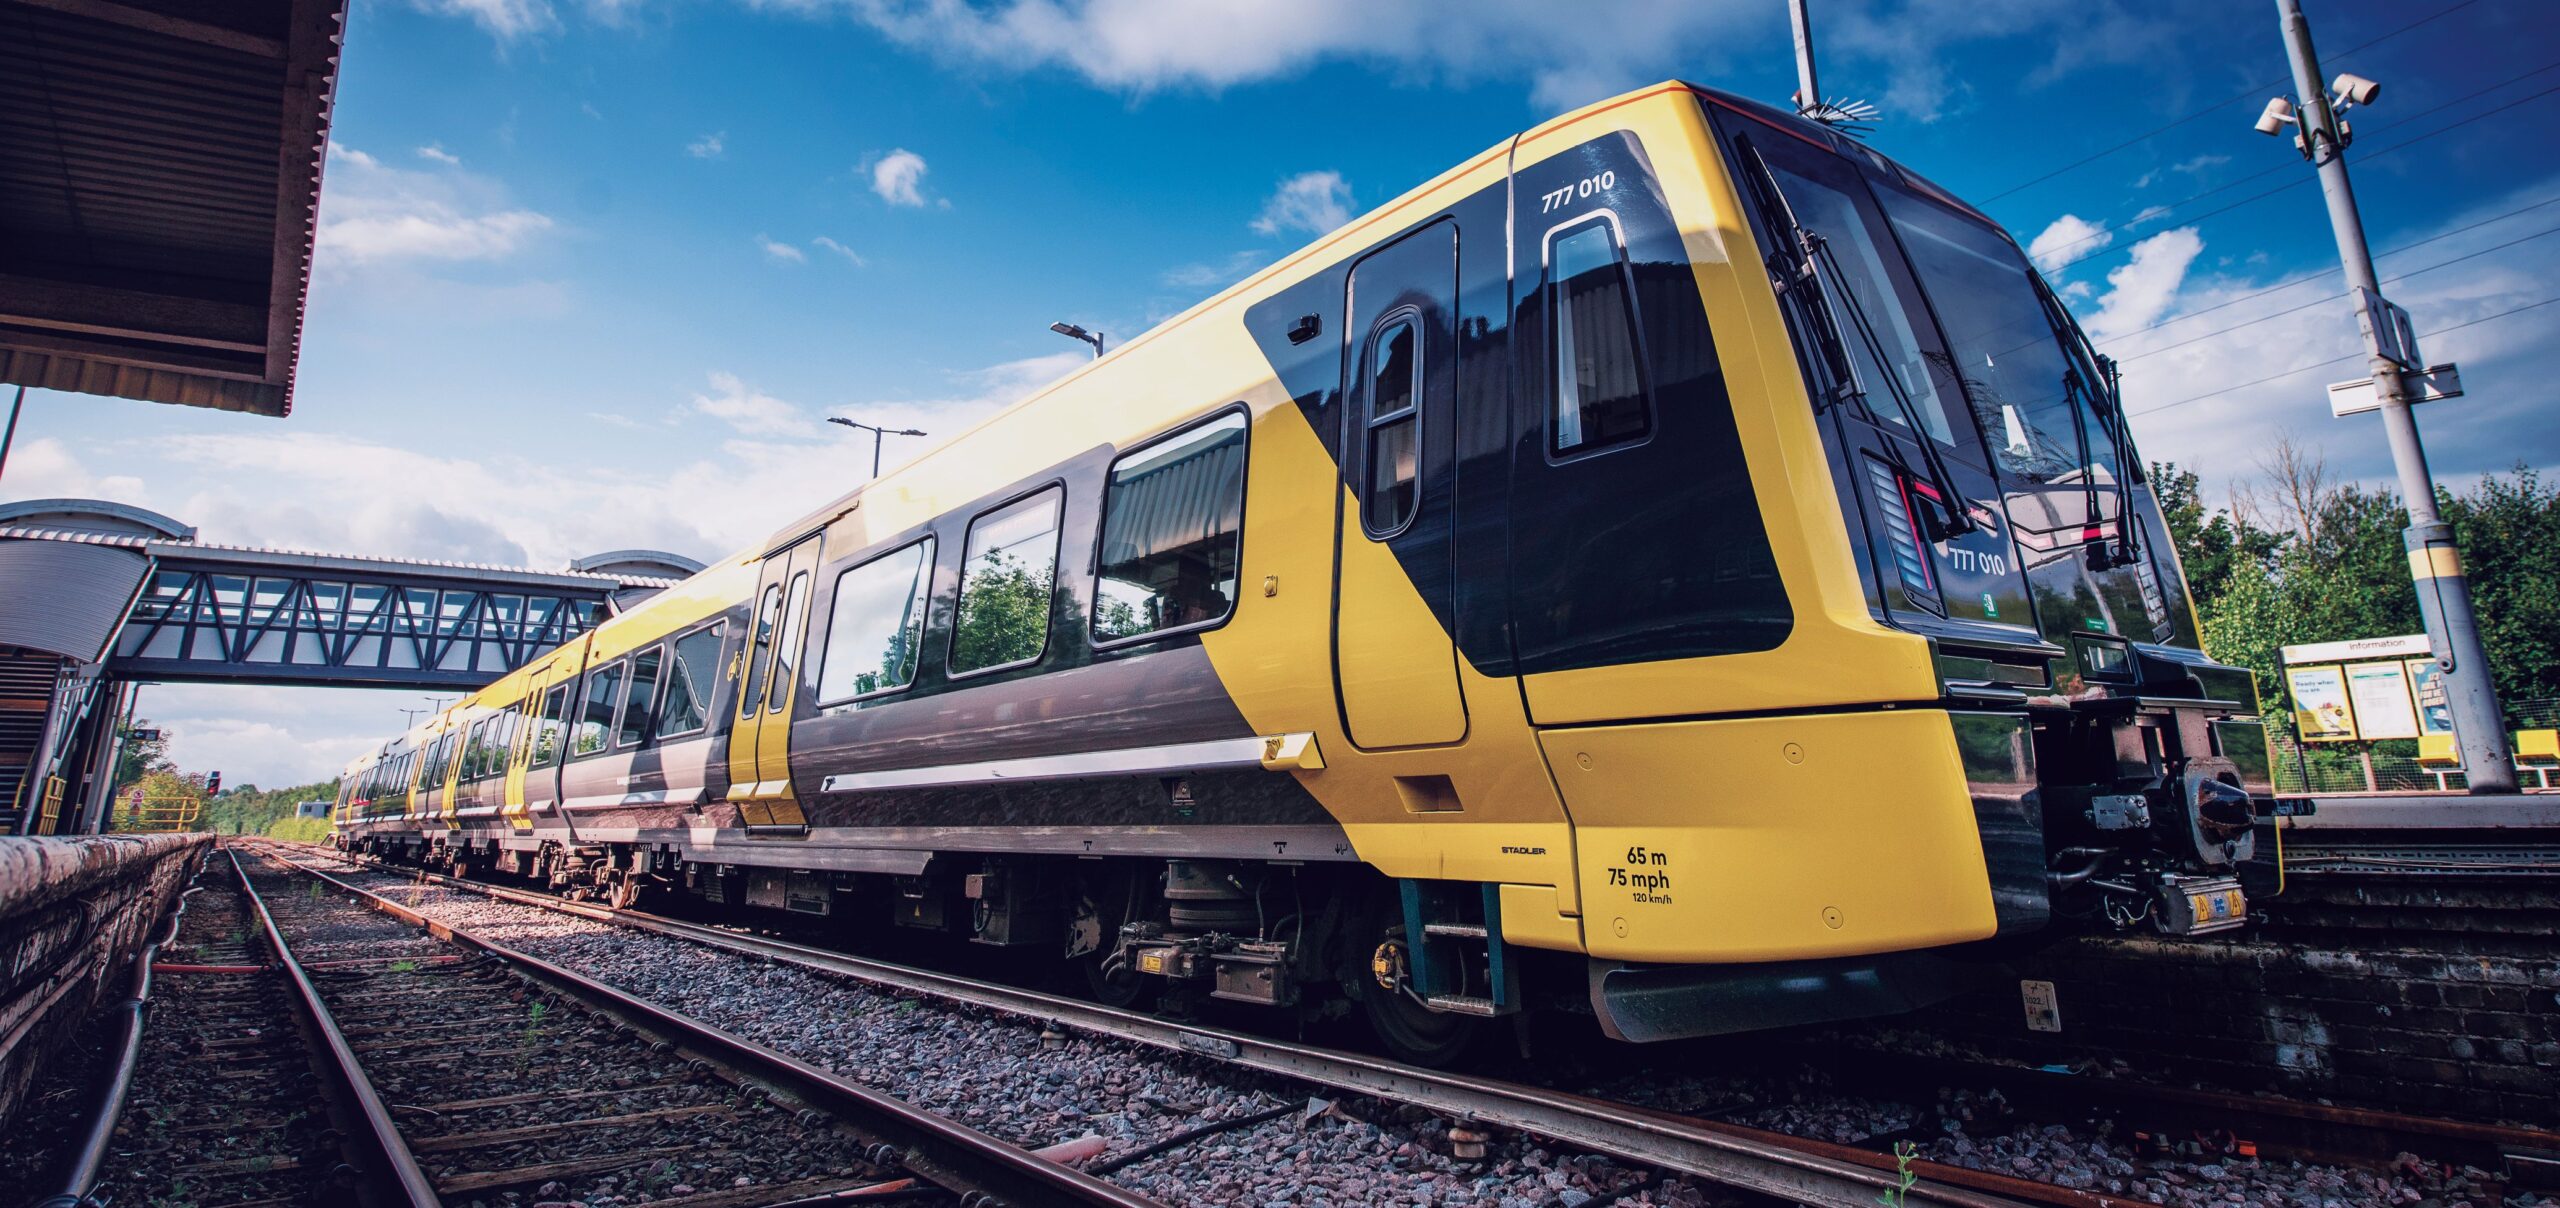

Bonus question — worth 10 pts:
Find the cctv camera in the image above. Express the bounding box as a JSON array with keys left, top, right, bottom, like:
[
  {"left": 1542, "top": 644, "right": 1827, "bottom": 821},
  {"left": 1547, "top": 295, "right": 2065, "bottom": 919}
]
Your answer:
[
  {"left": 2254, "top": 96, "right": 2297, "bottom": 135},
  {"left": 2332, "top": 73, "right": 2380, "bottom": 107}
]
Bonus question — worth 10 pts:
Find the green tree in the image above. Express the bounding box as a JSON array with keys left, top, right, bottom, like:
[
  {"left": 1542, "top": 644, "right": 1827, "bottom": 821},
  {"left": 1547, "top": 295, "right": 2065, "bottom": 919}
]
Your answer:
[
  {"left": 950, "top": 552, "right": 1053, "bottom": 672},
  {"left": 112, "top": 718, "right": 174, "bottom": 794}
]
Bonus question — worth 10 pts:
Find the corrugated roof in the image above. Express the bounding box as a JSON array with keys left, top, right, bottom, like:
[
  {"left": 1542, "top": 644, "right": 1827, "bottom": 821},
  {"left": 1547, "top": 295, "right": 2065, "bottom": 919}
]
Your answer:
[
  {"left": 0, "top": 524, "right": 684, "bottom": 590},
  {"left": 0, "top": 0, "right": 348, "bottom": 417}
]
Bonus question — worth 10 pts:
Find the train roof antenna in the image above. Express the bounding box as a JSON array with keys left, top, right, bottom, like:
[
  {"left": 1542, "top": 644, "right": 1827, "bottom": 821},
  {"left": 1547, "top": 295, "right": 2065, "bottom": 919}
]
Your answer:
[{"left": 1787, "top": 0, "right": 1882, "bottom": 135}]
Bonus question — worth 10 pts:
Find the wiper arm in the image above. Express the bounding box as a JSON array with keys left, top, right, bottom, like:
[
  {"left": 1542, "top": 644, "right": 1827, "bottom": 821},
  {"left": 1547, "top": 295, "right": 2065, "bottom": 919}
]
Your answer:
[
  {"left": 2031, "top": 274, "right": 2140, "bottom": 568},
  {"left": 1736, "top": 140, "right": 1974, "bottom": 542}
]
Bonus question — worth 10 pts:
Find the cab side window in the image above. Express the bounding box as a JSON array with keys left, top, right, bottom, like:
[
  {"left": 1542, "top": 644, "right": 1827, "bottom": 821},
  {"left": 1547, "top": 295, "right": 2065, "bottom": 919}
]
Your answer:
[
  {"left": 1547, "top": 218, "right": 1652, "bottom": 456},
  {"left": 1362, "top": 318, "right": 1420, "bottom": 531}
]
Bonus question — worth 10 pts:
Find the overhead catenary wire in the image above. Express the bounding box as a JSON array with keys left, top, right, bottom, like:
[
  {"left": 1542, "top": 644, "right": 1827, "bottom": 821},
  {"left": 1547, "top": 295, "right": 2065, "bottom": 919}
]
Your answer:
[
  {"left": 2111, "top": 222, "right": 2560, "bottom": 363},
  {"left": 2032, "top": 60, "right": 2560, "bottom": 268},
  {"left": 1981, "top": 0, "right": 2481, "bottom": 201},
  {"left": 2126, "top": 293, "right": 2560, "bottom": 417},
  {"left": 2095, "top": 193, "right": 2560, "bottom": 345}
]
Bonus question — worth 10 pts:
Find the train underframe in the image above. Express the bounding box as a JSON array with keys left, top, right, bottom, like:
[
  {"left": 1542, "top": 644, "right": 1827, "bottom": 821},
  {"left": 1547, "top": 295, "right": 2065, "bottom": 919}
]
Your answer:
[{"left": 339, "top": 698, "right": 2265, "bottom": 1062}]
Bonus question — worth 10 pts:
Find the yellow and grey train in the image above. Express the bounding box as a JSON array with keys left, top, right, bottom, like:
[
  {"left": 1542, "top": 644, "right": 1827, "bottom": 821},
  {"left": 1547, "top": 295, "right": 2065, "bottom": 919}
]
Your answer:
[{"left": 335, "top": 81, "right": 2272, "bottom": 1059}]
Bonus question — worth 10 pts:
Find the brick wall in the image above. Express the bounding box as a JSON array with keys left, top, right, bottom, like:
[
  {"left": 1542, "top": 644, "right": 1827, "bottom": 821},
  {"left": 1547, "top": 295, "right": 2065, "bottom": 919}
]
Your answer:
[{"left": 1842, "top": 870, "right": 2560, "bottom": 1126}]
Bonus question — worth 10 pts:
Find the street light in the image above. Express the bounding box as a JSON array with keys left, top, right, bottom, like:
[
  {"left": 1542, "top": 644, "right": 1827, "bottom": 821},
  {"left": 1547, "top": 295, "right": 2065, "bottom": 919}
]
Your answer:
[
  {"left": 827, "top": 416, "right": 928, "bottom": 478},
  {"left": 1049, "top": 321, "right": 1104, "bottom": 358}
]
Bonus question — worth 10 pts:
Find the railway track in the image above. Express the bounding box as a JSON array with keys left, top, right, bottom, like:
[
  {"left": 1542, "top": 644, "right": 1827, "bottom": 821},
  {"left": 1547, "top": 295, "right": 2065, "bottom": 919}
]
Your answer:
[
  {"left": 287, "top": 843, "right": 2111, "bottom": 1208},
  {"left": 82, "top": 855, "right": 347, "bottom": 1206},
  {"left": 211, "top": 845, "right": 1158, "bottom": 1207}
]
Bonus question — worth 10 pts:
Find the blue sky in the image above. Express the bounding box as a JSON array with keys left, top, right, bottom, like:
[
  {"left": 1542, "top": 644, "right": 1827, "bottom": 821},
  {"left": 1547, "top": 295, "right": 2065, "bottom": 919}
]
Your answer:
[{"left": 7, "top": 0, "right": 2555, "bottom": 787}]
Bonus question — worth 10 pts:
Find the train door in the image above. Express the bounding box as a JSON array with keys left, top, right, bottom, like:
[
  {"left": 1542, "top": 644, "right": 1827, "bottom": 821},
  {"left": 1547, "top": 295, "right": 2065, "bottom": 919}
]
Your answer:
[
  {"left": 726, "top": 536, "right": 822, "bottom": 827},
  {"left": 513, "top": 648, "right": 581, "bottom": 830},
  {"left": 1333, "top": 219, "right": 1468, "bottom": 748}
]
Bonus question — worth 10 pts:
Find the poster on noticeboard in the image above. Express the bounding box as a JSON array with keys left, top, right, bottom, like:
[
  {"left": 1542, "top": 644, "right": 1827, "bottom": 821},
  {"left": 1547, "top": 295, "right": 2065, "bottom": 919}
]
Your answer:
[
  {"left": 2287, "top": 664, "right": 2357, "bottom": 742},
  {"left": 2405, "top": 657, "right": 2456, "bottom": 737},
  {"left": 2345, "top": 660, "right": 2421, "bottom": 740}
]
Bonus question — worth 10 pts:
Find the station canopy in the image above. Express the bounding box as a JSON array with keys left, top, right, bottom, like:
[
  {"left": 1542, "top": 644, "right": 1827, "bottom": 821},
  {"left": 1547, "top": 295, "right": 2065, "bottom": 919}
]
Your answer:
[{"left": 0, "top": 0, "right": 349, "bottom": 417}]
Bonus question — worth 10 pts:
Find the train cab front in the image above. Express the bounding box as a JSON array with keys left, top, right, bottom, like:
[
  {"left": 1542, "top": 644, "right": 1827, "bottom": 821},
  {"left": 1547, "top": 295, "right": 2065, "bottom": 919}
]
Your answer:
[{"left": 1699, "top": 88, "right": 2277, "bottom": 944}]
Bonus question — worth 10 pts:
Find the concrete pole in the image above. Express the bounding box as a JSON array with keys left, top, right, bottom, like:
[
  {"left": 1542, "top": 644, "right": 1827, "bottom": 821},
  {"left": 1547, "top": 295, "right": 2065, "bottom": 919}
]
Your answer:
[
  {"left": 1788, "top": 0, "right": 1822, "bottom": 115},
  {"left": 2274, "top": 0, "right": 2516, "bottom": 793}
]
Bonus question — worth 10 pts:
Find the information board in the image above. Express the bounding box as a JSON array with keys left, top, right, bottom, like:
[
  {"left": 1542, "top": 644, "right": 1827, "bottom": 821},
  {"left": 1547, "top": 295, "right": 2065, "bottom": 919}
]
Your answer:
[
  {"left": 2345, "top": 660, "right": 2421, "bottom": 740},
  {"left": 2405, "top": 658, "right": 2455, "bottom": 736},
  {"left": 2287, "top": 664, "right": 2358, "bottom": 742}
]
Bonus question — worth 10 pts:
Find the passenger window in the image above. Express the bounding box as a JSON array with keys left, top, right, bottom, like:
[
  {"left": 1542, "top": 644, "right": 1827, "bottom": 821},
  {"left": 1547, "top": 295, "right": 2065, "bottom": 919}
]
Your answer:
[
  {"left": 739, "top": 584, "right": 783, "bottom": 719},
  {"left": 766, "top": 572, "right": 811, "bottom": 713},
  {"left": 620, "top": 646, "right": 664, "bottom": 748},
  {"left": 530, "top": 685, "right": 568, "bottom": 768},
  {"left": 1095, "top": 413, "right": 1248, "bottom": 643},
  {"left": 656, "top": 625, "right": 724, "bottom": 737},
  {"left": 459, "top": 721, "right": 485, "bottom": 781},
  {"left": 951, "top": 487, "right": 1063, "bottom": 675},
  {"left": 1363, "top": 319, "right": 1420, "bottom": 532},
  {"left": 816, "top": 541, "right": 934, "bottom": 703},
  {"left": 1548, "top": 219, "right": 1653, "bottom": 455},
  {"left": 574, "top": 662, "right": 624, "bottom": 757}
]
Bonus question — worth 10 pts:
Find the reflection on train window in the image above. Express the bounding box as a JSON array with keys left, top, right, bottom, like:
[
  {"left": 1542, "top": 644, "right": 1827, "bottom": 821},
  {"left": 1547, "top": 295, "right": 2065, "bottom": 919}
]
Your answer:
[
  {"left": 952, "top": 487, "right": 1063, "bottom": 675},
  {"left": 1879, "top": 186, "right": 2118, "bottom": 493},
  {"left": 1760, "top": 153, "right": 1961, "bottom": 449},
  {"left": 656, "top": 624, "right": 724, "bottom": 737},
  {"left": 1095, "top": 412, "right": 1247, "bottom": 643},
  {"left": 1547, "top": 219, "right": 1652, "bottom": 455},
  {"left": 817, "top": 540, "right": 934, "bottom": 703},
  {"left": 573, "top": 661, "right": 624, "bottom": 758},
  {"left": 767, "top": 571, "right": 811, "bottom": 713},
  {"left": 459, "top": 720, "right": 487, "bottom": 781},
  {"left": 619, "top": 645, "right": 663, "bottom": 748},
  {"left": 1364, "top": 318, "right": 1419, "bottom": 532},
  {"left": 530, "top": 685, "right": 568, "bottom": 768},
  {"left": 739, "top": 584, "right": 783, "bottom": 719}
]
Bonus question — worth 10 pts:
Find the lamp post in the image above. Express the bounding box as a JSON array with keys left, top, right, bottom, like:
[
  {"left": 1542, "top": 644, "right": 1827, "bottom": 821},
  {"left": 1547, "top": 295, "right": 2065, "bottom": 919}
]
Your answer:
[
  {"left": 1049, "top": 321, "right": 1104, "bottom": 358},
  {"left": 2252, "top": 0, "right": 2515, "bottom": 794},
  {"left": 827, "top": 417, "right": 928, "bottom": 478}
]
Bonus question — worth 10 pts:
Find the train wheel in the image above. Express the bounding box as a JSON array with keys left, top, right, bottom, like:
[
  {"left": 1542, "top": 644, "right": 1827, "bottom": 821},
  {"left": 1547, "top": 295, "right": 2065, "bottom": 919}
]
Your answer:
[
  {"left": 1359, "top": 931, "right": 1477, "bottom": 1066},
  {"left": 606, "top": 876, "right": 640, "bottom": 911}
]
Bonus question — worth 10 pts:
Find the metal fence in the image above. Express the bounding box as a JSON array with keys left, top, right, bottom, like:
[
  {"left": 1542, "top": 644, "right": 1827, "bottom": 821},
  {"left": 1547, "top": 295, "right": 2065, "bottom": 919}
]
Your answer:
[{"left": 2266, "top": 695, "right": 2560, "bottom": 793}]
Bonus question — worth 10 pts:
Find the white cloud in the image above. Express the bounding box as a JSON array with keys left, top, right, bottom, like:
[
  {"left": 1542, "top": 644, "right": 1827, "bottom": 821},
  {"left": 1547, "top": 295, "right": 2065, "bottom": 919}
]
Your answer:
[
  {"left": 1251, "top": 170, "right": 1352, "bottom": 237},
  {"left": 2086, "top": 227, "right": 2203, "bottom": 342},
  {"left": 0, "top": 437, "right": 150, "bottom": 507},
  {"left": 2027, "top": 213, "right": 2111, "bottom": 273},
  {"left": 821, "top": 0, "right": 1769, "bottom": 113},
  {"left": 143, "top": 686, "right": 407, "bottom": 791},
  {"left": 416, "top": 143, "right": 462, "bottom": 165},
  {"left": 812, "top": 236, "right": 867, "bottom": 266},
  {"left": 871, "top": 148, "right": 930, "bottom": 207},
  {"left": 688, "top": 131, "right": 726, "bottom": 158},
  {"left": 43, "top": 350, "right": 1097, "bottom": 785},
  {"left": 687, "top": 371, "right": 817, "bottom": 435},
  {"left": 316, "top": 148, "right": 554, "bottom": 266},
  {"left": 757, "top": 234, "right": 808, "bottom": 263},
  {"left": 332, "top": 143, "right": 379, "bottom": 170},
  {"left": 414, "top": 0, "right": 554, "bottom": 40},
  {"left": 1162, "top": 249, "right": 1269, "bottom": 290}
]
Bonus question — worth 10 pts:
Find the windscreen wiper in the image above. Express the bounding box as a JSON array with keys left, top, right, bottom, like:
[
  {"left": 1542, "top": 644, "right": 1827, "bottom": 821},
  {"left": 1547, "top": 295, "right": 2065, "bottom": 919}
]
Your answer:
[
  {"left": 1736, "top": 140, "right": 1973, "bottom": 542},
  {"left": 2031, "top": 274, "right": 2141, "bottom": 568}
]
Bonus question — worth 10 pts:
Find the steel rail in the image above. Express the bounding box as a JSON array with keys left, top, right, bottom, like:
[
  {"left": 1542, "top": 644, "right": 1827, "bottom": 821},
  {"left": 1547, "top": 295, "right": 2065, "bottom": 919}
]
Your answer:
[
  {"left": 301, "top": 846, "right": 2060, "bottom": 1208},
  {"left": 225, "top": 848, "right": 444, "bottom": 1207},
  {"left": 244, "top": 847, "right": 1159, "bottom": 1208}
]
